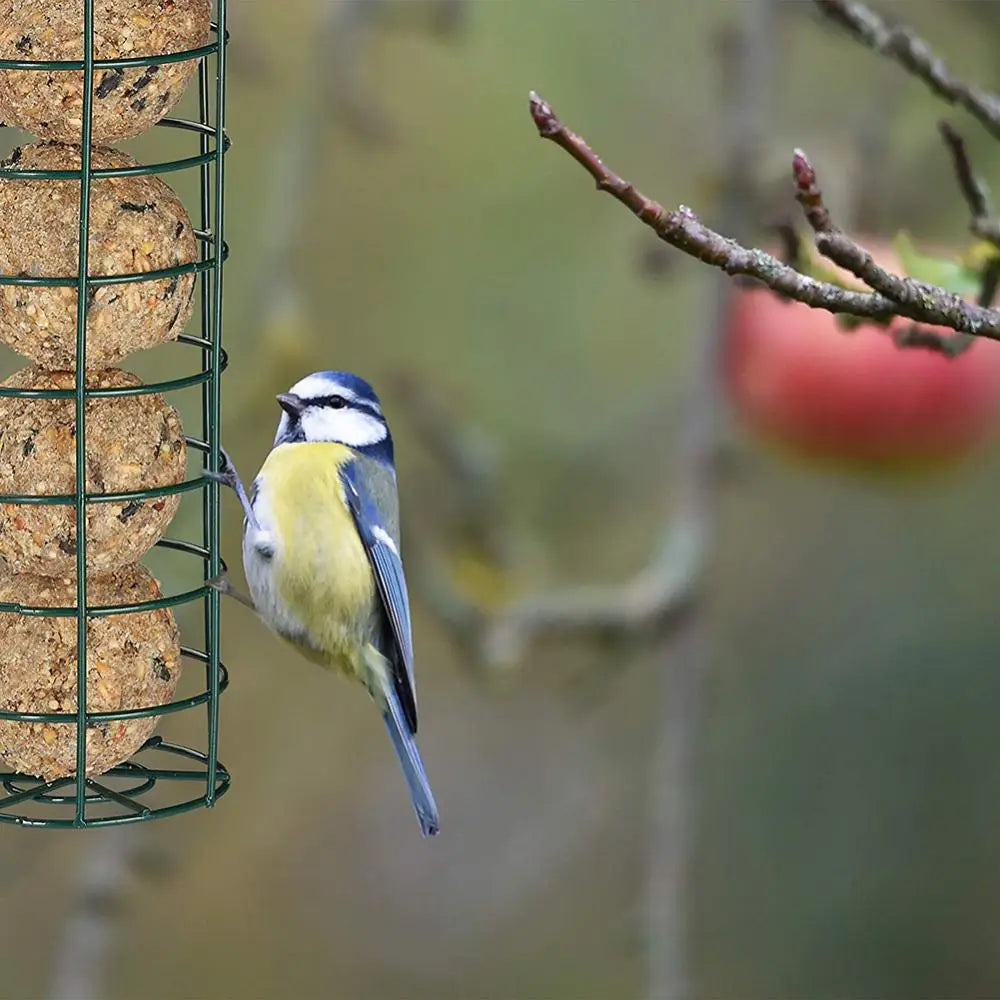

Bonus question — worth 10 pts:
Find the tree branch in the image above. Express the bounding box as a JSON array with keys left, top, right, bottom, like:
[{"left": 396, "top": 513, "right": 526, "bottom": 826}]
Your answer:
[
  {"left": 810, "top": 2, "right": 1000, "bottom": 320},
  {"left": 482, "top": 511, "right": 704, "bottom": 665},
  {"left": 792, "top": 149, "right": 975, "bottom": 355},
  {"left": 529, "top": 92, "right": 1000, "bottom": 346},
  {"left": 938, "top": 120, "right": 1000, "bottom": 250},
  {"left": 936, "top": 120, "right": 1000, "bottom": 313},
  {"left": 814, "top": 0, "right": 1000, "bottom": 142}
]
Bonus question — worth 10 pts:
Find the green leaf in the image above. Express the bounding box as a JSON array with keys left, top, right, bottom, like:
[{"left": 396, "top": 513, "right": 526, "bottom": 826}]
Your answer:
[{"left": 892, "top": 230, "right": 982, "bottom": 297}]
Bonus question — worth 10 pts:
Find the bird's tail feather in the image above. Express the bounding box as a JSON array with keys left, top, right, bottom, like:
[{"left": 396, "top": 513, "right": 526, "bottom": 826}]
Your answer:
[{"left": 383, "top": 687, "right": 440, "bottom": 837}]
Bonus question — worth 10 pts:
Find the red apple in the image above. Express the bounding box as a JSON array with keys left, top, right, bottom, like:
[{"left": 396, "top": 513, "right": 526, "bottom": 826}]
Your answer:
[{"left": 723, "top": 240, "right": 1000, "bottom": 472}]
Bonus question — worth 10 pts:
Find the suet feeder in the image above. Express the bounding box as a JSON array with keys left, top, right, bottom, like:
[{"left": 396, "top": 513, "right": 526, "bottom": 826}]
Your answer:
[
  {"left": 0, "top": 0, "right": 212, "bottom": 145},
  {"left": 0, "top": 0, "right": 229, "bottom": 827},
  {"left": 0, "top": 365, "right": 187, "bottom": 575},
  {"left": 0, "top": 142, "right": 198, "bottom": 369},
  {"left": 0, "top": 564, "right": 182, "bottom": 780}
]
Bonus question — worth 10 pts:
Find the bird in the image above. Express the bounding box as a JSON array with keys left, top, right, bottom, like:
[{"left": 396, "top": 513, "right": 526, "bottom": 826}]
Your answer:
[{"left": 208, "top": 370, "right": 440, "bottom": 837}]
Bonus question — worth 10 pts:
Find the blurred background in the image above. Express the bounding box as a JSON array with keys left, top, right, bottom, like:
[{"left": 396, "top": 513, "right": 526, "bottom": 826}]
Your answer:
[{"left": 5, "top": 1, "right": 1000, "bottom": 997}]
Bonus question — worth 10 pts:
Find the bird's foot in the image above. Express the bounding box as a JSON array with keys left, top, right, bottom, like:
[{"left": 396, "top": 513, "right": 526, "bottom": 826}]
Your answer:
[
  {"left": 204, "top": 445, "right": 241, "bottom": 490},
  {"left": 203, "top": 467, "right": 238, "bottom": 489},
  {"left": 205, "top": 446, "right": 259, "bottom": 529},
  {"left": 206, "top": 573, "right": 257, "bottom": 612}
]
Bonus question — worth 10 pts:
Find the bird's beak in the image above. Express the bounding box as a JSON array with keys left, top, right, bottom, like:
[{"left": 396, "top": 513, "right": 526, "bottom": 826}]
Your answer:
[{"left": 276, "top": 392, "right": 304, "bottom": 417}]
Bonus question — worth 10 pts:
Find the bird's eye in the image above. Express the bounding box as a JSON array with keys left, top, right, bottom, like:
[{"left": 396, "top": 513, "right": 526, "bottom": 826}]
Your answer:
[{"left": 327, "top": 395, "right": 347, "bottom": 409}]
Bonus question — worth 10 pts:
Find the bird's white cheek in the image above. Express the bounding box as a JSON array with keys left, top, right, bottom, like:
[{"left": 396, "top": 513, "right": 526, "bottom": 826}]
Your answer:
[{"left": 301, "top": 408, "right": 386, "bottom": 447}]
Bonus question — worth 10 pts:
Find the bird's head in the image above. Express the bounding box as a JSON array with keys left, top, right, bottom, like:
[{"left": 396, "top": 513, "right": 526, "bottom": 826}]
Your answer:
[{"left": 273, "top": 371, "right": 394, "bottom": 464}]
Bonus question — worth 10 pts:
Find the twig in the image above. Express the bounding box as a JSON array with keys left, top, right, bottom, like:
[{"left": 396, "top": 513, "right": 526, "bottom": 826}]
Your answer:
[
  {"left": 936, "top": 121, "right": 1000, "bottom": 311},
  {"left": 814, "top": 0, "right": 1000, "bottom": 142},
  {"left": 978, "top": 259, "right": 1000, "bottom": 311},
  {"left": 528, "top": 93, "right": 1000, "bottom": 343},
  {"left": 938, "top": 120, "right": 1000, "bottom": 249},
  {"left": 792, "top": 150, "right": 974, "bottom": 356},
  {"left": 813, "top": 2, "right": 1000, "bottom": 318},
  {"left": 411, "top": 412, "right": 706, "bottom": 670},
  {"left": 482, "top": 512, "right": 704, "bottom": 665}
]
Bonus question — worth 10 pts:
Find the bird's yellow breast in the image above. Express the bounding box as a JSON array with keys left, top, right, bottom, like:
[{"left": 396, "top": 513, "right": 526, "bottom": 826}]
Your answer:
[{"left": 257, "top": 442, "right": 376, "bottom": 678}]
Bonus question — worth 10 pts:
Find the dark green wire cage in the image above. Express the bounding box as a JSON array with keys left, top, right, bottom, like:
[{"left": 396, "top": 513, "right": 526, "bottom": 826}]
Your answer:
[{"left": 0, "top": 0, "right": 230, "bottom": 827}]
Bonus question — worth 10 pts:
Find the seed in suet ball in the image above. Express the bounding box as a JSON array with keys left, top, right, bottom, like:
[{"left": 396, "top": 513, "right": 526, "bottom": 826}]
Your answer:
[
  {"left": 0, "top": 366, "right": 187, "bottom": 576},
  {"left": 0, "top": 0, "right": 211, "bottom": 145},
  {"left": 0, "top": 143, "right": 197, "bottom": 371},
  {"left": 0, "top": 564, "right": 181, "bottom": 780}
]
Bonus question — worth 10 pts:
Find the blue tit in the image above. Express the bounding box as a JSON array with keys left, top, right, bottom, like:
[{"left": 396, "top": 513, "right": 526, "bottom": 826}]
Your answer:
[{"left": 211, "top": 371, "right": 439, "bottom": 837}]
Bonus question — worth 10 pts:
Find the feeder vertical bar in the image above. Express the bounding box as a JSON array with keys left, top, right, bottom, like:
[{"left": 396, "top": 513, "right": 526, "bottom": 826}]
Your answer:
[
  {"left": 206, "top": 0, "right": 228, "bottom": 802},
  {"left": 197, "top": 25, "right": 213, "bottom": 805},
  {"left": 197, "top": 55, "right": 212, "bottom": 349},
  {"left": 74, "top": 0, "right": 96, "bottom": 826}
]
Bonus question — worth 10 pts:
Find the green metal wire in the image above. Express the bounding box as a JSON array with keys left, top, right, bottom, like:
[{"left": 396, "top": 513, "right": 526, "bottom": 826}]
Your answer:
[
  {"left": 0, "top": 1, "right": 230, "bottom": 828},
  {"left": 0, "top": 252, "right": 227, "bottom": 287},
  {"left": 72, "top": 0, "right": 95, "bottom": 825},
  {"left": 206, "top": 0, "right": 228, "bottom": 805},
  {"left": 0, "top": 42, "right": 220, "bottom": 72},
  {"left": 0, "top": 336, "right": 230, "bottom": 398},
  {"left": 0, "top": 739, "right": 230, "bottom": 828}
]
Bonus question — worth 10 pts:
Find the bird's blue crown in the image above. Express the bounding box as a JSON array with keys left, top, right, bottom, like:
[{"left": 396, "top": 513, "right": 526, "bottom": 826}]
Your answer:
[
  {"left": 274, "top": 370, "right": 394, "bottom": 466},
  {"left": 315, "top": 370, "right": 383, "bottom": 409}
]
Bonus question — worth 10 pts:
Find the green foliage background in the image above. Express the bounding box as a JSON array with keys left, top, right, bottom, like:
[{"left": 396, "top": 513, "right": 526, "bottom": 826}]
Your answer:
[{"left": 4, "top": 2, "right": 1000, "bottom": 997}]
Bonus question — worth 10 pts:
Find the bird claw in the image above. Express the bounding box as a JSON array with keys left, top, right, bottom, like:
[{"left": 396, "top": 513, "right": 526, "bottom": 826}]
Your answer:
[
  {"left": 206, "top": 573, "right": 257, "bottom": 612},
  {"left": 203, "top": 467, "right": 239, "bottom": 489},
  {"left": 204, "top": 445, "right": 241, "bottom": 488},
  {"left": 205, "top": 445, "right": 259, "bottom": 529}
]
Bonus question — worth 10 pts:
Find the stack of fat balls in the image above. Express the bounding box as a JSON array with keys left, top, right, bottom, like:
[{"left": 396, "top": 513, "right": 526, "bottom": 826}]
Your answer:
[{"left": 0, "top": 0, "right": 210, "bottom": 780}]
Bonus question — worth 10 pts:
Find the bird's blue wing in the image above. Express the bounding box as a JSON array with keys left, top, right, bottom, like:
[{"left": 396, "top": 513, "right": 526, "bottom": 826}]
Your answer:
[{"left": 340, "top": 460, "right": 418, "bottom": 734}]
